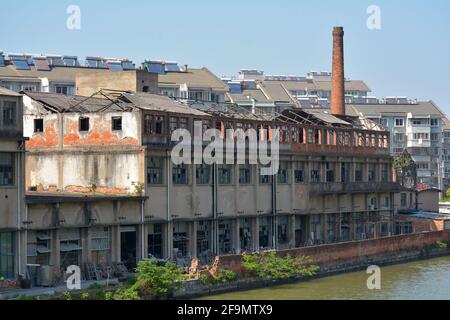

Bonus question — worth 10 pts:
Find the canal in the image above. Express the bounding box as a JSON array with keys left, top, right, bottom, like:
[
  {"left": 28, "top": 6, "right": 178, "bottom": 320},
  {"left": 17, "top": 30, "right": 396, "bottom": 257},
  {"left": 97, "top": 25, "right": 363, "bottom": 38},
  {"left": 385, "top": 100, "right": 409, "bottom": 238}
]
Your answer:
[{"left": 203, "top": 256, "right": 450, "bottom": 300}]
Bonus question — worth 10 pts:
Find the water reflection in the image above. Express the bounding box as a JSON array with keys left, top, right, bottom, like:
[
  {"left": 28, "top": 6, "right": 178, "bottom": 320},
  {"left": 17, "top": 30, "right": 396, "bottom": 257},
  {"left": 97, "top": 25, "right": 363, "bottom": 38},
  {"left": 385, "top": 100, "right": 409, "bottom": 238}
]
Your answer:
[{"left": 203, "top": 257, "right": 450, "bottom": 300}]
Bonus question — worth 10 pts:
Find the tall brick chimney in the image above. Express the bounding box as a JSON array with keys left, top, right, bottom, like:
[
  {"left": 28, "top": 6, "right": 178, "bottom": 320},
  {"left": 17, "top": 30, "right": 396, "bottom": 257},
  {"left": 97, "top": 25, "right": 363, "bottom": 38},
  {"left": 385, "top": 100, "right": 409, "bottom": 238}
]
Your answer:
[{"left": 331, "top": 26, "right": 345, "bottom": 116}]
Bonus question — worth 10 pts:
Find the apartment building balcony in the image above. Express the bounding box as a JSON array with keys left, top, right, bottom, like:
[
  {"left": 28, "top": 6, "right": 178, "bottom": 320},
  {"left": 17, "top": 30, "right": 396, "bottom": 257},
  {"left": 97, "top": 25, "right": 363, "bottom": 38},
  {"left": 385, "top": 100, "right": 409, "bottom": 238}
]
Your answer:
[
  {"left": 407, "top": 139, "right": 431, "bottom": 148},
  {"left": 309, "top": 182, "right": 401, "bottom": 195}
]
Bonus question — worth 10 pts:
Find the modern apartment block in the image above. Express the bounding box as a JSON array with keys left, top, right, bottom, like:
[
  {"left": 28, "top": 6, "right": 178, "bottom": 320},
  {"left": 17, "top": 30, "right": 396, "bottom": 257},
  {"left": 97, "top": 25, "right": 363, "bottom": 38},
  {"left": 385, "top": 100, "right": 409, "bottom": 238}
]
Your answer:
[
  {"left": 0, "top": 87, "right": 25, "bottom": 279},
  {"left": 346, "top": 100, "right": 447, "bottom": 192}
]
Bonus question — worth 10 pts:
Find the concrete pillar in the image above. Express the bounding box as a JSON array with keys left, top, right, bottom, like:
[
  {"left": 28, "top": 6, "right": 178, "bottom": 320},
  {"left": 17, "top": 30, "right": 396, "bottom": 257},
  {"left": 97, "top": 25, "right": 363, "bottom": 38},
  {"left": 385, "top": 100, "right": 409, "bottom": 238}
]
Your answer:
[
  {"left": 232, "top": 219, "right": 241, "bottom": 254},
  {"left": 322, "top": 213, "right": 328, "bottom": 242},
  {"left": 251, "top": 217, "right": 259, "bottom": 252},
  {"left": 189, "top": 221, "right": 197, "bottom": 259},
  {"left": 81, "top": 227, "right": 90, "bottom": 265},
  {"left": 288, "top": 215, "right": 296, "bottom": 248},
  {"left": 111, "top": 225, "right": 120, "bottom": 262},
  {"left": 53, "top": 229, "right": 61, "bottom": 270}
]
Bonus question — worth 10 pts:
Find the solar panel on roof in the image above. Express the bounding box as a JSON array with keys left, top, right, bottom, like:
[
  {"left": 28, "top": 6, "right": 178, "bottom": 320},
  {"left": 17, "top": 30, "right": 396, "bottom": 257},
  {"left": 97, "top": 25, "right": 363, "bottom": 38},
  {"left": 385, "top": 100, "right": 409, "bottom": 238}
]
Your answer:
[
  {"left": 122, "top": 61, "right": 135, "bottom": 70},
  {"left": 48, "top": 56, "right": 64, "bottom": 66},
  {"left": 0, "top": 55, "right": 4, "bottom": 67},
  {"left": 33, "top": 57, "right": 51, "bottom": 71},
  {"left": 12, "top": 58, "right": 30, "bottom": 70},
  {"left": 147, "top": 62, "right": 165, "bottom": 74},
  {"left": 165, "top": 63, "right": 180, "bottom": 72},
  {"left": 108, "top": 62, "right": 123, "bottom": 71}
]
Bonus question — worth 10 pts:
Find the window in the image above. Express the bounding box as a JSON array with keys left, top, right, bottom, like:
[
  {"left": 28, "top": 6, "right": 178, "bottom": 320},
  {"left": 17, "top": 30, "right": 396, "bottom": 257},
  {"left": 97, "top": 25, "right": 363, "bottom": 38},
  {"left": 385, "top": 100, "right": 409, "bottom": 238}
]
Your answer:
[
  {"left": 413, "top": 133, "right": 429, "bottom": 140},
  {"left": 239, "top": 164, "right": 251, "bottom": 184},
  {"left": 400, "top": 193, "right": 407, "bottom": 207},
  {"left": 112, "top": 117, "right": 122, "bottom": 131},
  {"left": 148, "top": 224, "right": 163, "bottom": 259},
  {"left": 394, "top": 133, "right": 404, "bottom": 142},
  {"left": 431, "top": 133, "right": 439, "bottom": 142},
  {"left": 383, "top": 196, "right": 390, "bottom": 208},
  {"left": 404, "top": 223, "right": 413, "bottom": 234},
  {"left": 169, "top": 117, "right": 178, "bottom": 134},
  {"left": 395, "top": 118, "right": 404, "bottom": 127},
  {"left": 196, "top": 164, "right": 210, "bottom": 185},
  {"left": 294, "top": 162, "right": 305, "bottom": 183},
  {"left": 0, "top": 232, "right": 15, "bottom": 279},
  {"left": 368, "top": 163, "right": 376, "bottom": 182},
  {"left": 173, "top": 164, "right": 188, "bottom": 185},
  {"left": 277, "top": 161, "right": 289, "bottom": 184},
  {"left": 34, "top": 119, "right": 44, "bottom": 133},
  {"left": 79, "top": 117, "right": 89, "bottom": 132},
  {"left": 218, "top": 164, "right": 232, "bottom": 185},
  {"left": 341, "top": 163, "right": 350, "bottom": 183},
  {"left": 147, "top": 158, "right": 163, "bottom": 184},
  {"left": 0, "top": 153, "right": 14, "bottom": 186},
  {"left": 355, "top": 163, "right": 363, "bottom": 182},
  {"left": 155, "top": 116, "right": 165, "bottom": 135},
  {"left": 55, "top": 86, "right": 68, "bottom": 95},
  {"left": 259, "top": 166, "right": 273, "bottom": 184},
  {"left": 90, "top": 227, "right": 110, "bottom": 265},
  {"left": 430, "top": 119, "right": 439, "bottom": 126},
  {"left": 381, "top": 164, "right": 389, "bottom": 182},
  {"left": 310, "top": 162, "right": 321, "bottom": 183},
  {"left": 326, "top": 162, "right": 335, "bottom": 183},
  {"left": 2, "top": 101, "right": 16, "bottom": 126}
]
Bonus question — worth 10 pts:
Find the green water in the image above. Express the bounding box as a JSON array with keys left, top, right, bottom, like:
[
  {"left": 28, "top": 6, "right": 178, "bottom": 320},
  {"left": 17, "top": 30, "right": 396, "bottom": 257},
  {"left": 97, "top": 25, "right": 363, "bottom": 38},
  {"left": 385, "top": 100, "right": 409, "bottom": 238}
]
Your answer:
[{"left": 203, "top": 256, "right": 450, "bottom": 300}]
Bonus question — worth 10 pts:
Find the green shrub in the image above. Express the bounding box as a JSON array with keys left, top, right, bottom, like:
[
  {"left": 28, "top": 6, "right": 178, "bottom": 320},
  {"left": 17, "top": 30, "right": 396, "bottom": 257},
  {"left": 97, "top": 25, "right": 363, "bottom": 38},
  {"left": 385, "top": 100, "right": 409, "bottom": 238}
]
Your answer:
[
  {"left": 113, "top": 287, "right": 140, "bottom": 301},
  {"left": 125, "top": 259, "right": 187, "bottom": 300},
  {"left": 435, "top": 241, "right": 448, "bottom": 249},
  {"left": 242, "top": 251, "right": 319, "bottom": 280}
]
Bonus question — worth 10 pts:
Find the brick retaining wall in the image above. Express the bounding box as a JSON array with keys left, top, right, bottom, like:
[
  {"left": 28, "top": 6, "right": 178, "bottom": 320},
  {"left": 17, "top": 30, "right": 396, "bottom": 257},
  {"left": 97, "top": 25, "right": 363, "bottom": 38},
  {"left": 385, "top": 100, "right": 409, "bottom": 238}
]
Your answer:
[{"left": 219, "top": 230, "right": 450, "bottom": 273}]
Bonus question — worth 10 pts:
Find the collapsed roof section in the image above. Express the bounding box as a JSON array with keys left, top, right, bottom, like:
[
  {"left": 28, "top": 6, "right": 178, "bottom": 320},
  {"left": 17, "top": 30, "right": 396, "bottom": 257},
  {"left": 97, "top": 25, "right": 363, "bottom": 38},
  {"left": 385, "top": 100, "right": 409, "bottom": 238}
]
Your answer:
[{"left": 22, "top": 90, "right": 386, "bottom": 132}]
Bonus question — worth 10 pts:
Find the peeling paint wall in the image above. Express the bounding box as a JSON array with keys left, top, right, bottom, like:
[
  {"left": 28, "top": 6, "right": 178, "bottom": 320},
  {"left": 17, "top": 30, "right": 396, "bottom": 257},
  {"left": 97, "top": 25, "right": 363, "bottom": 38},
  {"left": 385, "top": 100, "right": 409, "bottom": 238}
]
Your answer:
[{"left": 24, "top": 97, "right": 145, "bottom": 194}]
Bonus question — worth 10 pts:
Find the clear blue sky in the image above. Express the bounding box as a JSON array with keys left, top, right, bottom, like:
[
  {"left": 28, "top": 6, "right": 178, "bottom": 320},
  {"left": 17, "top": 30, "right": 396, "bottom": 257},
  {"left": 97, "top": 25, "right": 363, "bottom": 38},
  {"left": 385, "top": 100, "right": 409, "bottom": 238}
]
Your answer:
[{"left": 1, "top": 0, "right": 449, "bottom": 115}]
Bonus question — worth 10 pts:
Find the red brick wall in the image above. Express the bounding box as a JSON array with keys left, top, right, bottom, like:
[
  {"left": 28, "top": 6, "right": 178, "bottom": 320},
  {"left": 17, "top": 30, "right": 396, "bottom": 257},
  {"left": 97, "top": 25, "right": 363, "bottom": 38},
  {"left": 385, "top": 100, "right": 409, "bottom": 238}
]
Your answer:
[
  {"left": 395, "top": 215, "right": 444, "bottom": 233},
  {"left": 219, "top": 230, "right": 450, "bottom": 272}
]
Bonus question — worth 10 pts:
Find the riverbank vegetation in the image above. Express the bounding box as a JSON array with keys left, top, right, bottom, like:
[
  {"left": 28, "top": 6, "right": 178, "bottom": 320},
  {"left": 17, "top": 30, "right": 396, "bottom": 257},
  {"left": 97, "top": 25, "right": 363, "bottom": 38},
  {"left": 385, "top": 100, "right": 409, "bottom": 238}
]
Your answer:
[{"left": 242, "top": 251, "right": 319, "bottom": 280}]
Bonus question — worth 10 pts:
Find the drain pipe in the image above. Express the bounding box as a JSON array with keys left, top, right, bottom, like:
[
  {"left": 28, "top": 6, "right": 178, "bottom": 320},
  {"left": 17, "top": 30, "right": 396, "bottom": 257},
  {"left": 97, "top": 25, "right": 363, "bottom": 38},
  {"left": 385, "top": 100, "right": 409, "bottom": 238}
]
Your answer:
[{"left": 141, "top": 198, "right": 145, "bottom": 260}]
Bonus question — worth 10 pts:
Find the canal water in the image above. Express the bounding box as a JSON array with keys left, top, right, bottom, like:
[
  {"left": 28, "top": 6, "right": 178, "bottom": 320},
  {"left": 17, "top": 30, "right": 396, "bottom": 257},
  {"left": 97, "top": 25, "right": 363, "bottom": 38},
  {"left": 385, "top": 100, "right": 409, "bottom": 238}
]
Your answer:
[{"left": 203, "top": 256, "right": 450, "bottom": 300}]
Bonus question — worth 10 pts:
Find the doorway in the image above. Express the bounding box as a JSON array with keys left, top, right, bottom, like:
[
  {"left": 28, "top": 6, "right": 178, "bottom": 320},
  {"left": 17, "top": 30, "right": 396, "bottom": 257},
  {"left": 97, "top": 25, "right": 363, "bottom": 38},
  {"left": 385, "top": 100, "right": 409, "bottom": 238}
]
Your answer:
[{"left": 121, "top": 227, "right": 137, "bottom": 270}]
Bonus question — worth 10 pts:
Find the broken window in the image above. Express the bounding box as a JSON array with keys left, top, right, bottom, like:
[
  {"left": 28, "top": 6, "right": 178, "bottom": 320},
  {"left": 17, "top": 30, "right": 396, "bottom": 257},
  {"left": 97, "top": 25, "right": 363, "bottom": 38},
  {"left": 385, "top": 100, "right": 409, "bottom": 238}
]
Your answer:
[
  {"left": 34, "top": 119, "right": 44, "bottom": 133},
  {"left": 310, "top": 162, "right": 321, "bottom": 183},
  {"left": 277, "top": 161, "right": 289, "bottom": 184},
  {"left": 0, "top": 153, "right": 14, "bottom": 186},
  {"left": 381, "top": 164, "right": 389, "bottom": 182},
  {"left": 155, "top": 116, "right": 165, "bottom": 135},
  {"left": 2, "top": 101, "right": 16, "bottom": 126},
  {"left": 0, "top": 232, "right": 15, "bottom": 278},
  {"left": 341, "top": 162, "right": 350, "bottom": 183},
  {"left": 173, "top": 222, "right": 189, "bottom": 257},
  {"left": 197, "top": 221, "right": 211, "bottom": 260},
  {"left": 112, "top": 117, "right": 122, "bottom": 131},
  {"left": 326, "top": 162, "right": 335, "bottom": 183},
  {"left": 196, "top": 163, "right": 210, "bottom": 185},
  {"left": 294, "top": 162, "right": 305, "bottom": 183},
  {"left": 218, "top": 164, "right": 232, "bottom": 185},
  {"left": 79, "top": 117, "right": 90, "bottom": 132},
  {"left": 148, "top": 224, "right": 163, "bottom": 259},
  {"left": 144, "top": 115, "right": 153, "bottom": 134},
  {"left": 59, "top": 229, "right": 82, "bottom": 270},
  {"left": 239, "top": 164, "right": 251, "bottom": 184},
  {"left": 259, "top": 165, "right": 273, "bottom": 185},
  {"left": 173, "top": 164, "right": 188, "bottom": 185},
  {"left": 218, "top": 220, "right": 232, "bottom": 254},
  {"left": 355, "top": 163, "right": 363, "bottom": 182},
  {"left": 368, "top": 163, "right": 376, "bottom": 182},
  {"left": 91, "top": 227, "right": 110, "bottom": 265},
  {"left": 147, "top": 158, "right": 163, "bottom": 184}
]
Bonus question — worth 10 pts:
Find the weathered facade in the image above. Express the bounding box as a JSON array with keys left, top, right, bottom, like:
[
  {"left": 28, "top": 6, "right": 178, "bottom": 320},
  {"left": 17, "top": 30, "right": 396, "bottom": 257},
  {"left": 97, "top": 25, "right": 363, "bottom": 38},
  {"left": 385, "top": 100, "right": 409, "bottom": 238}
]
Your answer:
[
  {"left": 19, "top": 89, "right": 400, "bottom": 274},
  {"left": 0, "top": 87, "right": 26, "bottom": 279}
]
